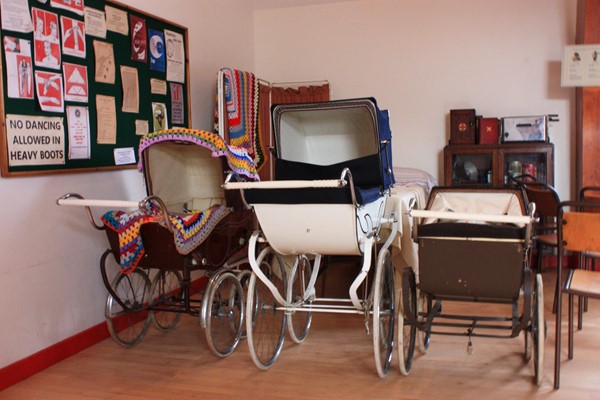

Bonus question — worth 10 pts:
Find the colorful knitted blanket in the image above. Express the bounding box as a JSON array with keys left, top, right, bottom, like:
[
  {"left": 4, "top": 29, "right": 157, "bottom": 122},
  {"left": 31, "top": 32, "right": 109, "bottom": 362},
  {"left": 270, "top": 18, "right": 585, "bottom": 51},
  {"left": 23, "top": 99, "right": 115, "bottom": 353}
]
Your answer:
[
  {"left": 215, "top": 68, "right": 266, "bottom": 170},
  {"left": 101, "top": 203, "right": 231, "bottom": 274},
  {"left": 138, "top": 128, "right": 259, "bottom": 180}
]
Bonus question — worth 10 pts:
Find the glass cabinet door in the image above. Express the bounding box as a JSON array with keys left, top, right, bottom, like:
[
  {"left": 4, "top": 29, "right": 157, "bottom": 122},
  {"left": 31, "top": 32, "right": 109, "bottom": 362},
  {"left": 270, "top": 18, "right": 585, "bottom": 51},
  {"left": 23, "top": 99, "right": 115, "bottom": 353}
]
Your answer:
[
  {"left": 503, "top": 151, "right": 548, "bottom": 184},
  {"left": 450, "top": 152, "right": 493, "bottom": 185}
]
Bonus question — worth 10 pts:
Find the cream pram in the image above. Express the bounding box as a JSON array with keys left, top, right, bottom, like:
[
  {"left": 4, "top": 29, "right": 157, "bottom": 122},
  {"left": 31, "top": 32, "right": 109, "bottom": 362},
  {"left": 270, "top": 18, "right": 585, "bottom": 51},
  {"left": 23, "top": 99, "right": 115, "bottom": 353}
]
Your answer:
[{"left": 224, "top": 98, "right": 399, "bottom": 377}]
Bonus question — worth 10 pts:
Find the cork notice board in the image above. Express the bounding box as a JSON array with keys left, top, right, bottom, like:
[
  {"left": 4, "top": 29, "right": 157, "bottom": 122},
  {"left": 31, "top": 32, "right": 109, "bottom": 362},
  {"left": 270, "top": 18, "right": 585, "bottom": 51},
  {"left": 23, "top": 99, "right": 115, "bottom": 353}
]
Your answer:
[{"left": 0, "top": 0, "right": 190, "bottom": 176}]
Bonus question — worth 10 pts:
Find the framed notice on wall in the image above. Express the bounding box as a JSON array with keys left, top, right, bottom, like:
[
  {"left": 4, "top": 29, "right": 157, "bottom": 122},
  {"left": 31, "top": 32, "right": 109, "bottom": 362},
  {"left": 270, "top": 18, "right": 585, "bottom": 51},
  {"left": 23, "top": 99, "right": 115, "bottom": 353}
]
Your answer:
[
  {"left": 561, "top": 44, "right": 600, "bottom": 87},
  {"left": 0, "top": 0, "right": 191, "bottom": 177}
]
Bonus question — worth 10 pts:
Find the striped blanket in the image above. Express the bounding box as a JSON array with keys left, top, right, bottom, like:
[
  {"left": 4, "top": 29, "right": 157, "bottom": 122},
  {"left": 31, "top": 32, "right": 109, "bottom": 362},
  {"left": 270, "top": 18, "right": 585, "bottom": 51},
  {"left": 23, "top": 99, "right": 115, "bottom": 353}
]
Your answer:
[
  {"left": 102, "top": 203, "right": 231, "bottom": 274},
  {"left": 216, "top": 68, "right": 266, "bottom": 170}
]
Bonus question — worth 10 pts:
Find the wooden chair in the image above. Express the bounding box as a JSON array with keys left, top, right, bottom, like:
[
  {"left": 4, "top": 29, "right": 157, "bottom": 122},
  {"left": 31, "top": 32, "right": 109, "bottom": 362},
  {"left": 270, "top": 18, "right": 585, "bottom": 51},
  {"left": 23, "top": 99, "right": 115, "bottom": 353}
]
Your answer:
[
  {"left": 554, "top": 200, "right": 600, "bottom": 390},
  {"left": 521, "top": 182, "right": 561, "bottom": 313},
  {"left": 575, "top": 187, "right": 600, "bottom": 329}
]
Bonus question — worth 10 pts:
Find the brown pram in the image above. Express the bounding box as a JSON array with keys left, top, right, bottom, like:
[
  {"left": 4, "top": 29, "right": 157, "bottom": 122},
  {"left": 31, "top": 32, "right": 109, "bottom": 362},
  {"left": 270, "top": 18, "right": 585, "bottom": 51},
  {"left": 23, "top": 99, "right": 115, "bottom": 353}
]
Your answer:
[
  {"left": 58, "top": 129, "right": 256, "bottom": 357},
  {"left": 402, "top": 187, "right": 545, "bottom": 385}
]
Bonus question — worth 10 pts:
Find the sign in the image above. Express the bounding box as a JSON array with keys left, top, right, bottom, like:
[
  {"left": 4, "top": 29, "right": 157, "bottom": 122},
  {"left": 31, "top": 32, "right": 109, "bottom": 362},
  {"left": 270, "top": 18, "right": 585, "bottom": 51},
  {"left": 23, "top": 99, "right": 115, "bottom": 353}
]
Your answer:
[
  {"left": 561, "top": 44, "right": 600, "bottom": 87},
  {"left": 6, "top": 114, "right": 65, "bottom": 166}
]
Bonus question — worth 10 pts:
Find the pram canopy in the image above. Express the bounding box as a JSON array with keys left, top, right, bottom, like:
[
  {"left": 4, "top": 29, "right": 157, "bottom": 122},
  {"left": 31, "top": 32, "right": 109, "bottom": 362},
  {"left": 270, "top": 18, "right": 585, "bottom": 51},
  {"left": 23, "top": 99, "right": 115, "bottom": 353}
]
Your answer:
[{"left": 246, "top": 98, "right": 394, "bottom": 206}]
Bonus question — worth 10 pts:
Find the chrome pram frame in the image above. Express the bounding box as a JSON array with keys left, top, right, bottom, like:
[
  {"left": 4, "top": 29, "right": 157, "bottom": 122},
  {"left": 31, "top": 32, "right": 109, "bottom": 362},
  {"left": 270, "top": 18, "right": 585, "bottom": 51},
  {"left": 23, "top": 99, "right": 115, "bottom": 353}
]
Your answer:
[
  {"left": 57, "top": 129, "right": 257, "bottom": 358},
  {"left": 223, "top": 98, "right": 399, "bottom": 378},
  {"left": 401, "top": 187, "right": 545, "bottom": 385}
]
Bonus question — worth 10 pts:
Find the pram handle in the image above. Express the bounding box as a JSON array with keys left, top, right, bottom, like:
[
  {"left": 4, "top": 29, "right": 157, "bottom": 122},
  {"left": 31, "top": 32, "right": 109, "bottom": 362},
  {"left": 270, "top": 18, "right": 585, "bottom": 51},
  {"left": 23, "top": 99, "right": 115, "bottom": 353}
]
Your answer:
[
  {"left": 57, "top": 193, "right": 174, "bottom": 233},
  {"left": 408, "top": 209, "right": 533, "bottom": 225},
  {"left": 223, "top": 178, "right": 347, "bottom": 190}
]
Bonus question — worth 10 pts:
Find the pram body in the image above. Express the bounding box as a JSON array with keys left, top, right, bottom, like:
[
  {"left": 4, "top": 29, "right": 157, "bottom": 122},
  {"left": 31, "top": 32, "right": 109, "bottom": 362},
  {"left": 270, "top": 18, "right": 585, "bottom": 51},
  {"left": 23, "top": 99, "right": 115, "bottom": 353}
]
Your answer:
[
  {"left": 224, "top": 98, "right": 399, "bottom": 377},
  {"left": 404, "top": 187, "right": 545, "bottom": 384},
  {"left": 58, "top": 129, "right": 256, "bottom": 357}
]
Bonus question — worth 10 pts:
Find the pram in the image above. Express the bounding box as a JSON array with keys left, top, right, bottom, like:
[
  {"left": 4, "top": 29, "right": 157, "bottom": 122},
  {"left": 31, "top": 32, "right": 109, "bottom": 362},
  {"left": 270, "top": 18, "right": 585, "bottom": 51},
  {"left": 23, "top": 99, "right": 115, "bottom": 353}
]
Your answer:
[
  {"left": 404, "top": 187, "right": 545, "bottom": 384},
  {"left": 223, "top": 98, "right": 399, "bottom": 377},
  {"left": 57, "top": 129, "right": 257, "bottom": 357}
]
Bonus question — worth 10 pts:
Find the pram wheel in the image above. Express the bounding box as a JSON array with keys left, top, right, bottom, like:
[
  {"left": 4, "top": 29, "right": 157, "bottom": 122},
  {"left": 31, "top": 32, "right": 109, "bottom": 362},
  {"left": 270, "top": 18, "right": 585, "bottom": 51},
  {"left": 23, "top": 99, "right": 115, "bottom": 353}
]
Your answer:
[
  {"left": 246, "top": 247, "right": 287, "bottom": 369},
  {"left": 417, "top": 291, "right": 432, "bottom": 353},
  {"left": 287, "top": 255, "right": 313, "bottom": 344},
  {"left": 372, "top": 248, "right": 395, "bottom": 378},
  {"left": 237, "top": 269, "right": 252, "bottom": 339},
  {"left": 533, "top": 273, "right": 545, "bottom": 385},
  {"left": 150, "top": 270, "right": 183, "bottom": 332},
  {"left": 205, "top": 271, "right": 245, "bottom": 358},
  {"left": 398, "top": 267, "right": 417, "bottom": 376},
  {"left": 105, "top": 268, "right": 153, "bottom": 347}
]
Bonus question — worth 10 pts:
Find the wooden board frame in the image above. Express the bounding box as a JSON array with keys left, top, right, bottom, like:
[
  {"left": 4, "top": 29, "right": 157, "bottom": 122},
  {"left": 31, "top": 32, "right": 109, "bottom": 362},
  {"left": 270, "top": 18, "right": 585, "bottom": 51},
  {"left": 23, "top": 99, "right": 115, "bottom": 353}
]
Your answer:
[{"left": 0, "top": 0, "right": 191, "bottom": 177}]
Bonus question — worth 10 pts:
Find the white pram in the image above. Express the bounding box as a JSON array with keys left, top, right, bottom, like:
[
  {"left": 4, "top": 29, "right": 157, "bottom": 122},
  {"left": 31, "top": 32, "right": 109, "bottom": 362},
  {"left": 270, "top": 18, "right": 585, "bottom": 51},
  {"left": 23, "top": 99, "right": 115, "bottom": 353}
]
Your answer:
[{"left": 224, "top": 98, "right": 399, "bottom": 377}]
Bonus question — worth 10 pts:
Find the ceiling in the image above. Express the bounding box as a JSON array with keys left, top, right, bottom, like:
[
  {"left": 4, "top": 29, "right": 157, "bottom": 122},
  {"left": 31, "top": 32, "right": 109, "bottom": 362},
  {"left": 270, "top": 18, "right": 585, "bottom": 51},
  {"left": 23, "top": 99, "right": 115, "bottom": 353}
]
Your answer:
[{"left": 251, "top": 0, "right": 353, "bottom": 10}]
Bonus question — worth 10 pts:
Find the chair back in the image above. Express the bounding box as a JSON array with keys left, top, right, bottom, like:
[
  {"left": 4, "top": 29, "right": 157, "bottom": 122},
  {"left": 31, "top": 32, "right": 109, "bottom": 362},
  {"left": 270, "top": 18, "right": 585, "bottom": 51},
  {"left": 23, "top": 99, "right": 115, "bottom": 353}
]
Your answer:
[
  {"left": 580, "top": 186, "right": 600, "bottom": 203},
  {"left": 560, "top": 207, "right": 600, "bottom": 253},
  {"left": 522, "top": 182, "right": 560, "bottom": 220}
]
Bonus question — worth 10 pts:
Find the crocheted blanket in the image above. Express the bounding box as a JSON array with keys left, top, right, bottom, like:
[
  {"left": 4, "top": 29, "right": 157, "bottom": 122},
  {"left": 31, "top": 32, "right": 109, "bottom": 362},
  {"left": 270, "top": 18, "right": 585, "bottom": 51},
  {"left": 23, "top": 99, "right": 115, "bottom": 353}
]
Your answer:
[
  {"left": 215, "top": 68, "right": 266, "bottom": 170},
  {"left": 138, "top": 128, "right": 259, "bottom": 181},
  {"left": 101, "top": 204, "right": 231, "bottom": 274}
]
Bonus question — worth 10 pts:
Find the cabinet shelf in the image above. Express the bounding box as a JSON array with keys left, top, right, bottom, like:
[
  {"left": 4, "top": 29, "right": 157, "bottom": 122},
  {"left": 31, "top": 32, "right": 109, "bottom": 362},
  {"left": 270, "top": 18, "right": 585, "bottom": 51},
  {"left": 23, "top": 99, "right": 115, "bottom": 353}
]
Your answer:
[{"left": 444, "top": 143, "right": 554, "bottom": 188}]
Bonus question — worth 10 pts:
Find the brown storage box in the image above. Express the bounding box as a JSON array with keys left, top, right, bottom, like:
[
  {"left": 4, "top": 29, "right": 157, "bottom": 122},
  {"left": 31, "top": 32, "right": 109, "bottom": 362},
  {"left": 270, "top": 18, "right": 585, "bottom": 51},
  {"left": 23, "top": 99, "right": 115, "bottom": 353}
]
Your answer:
[
  {"left": 477, "top": 117, "right": 499, "bottom": 144},
  {"left": 450, "top": 109, "right": 476, "bottom": 144}
]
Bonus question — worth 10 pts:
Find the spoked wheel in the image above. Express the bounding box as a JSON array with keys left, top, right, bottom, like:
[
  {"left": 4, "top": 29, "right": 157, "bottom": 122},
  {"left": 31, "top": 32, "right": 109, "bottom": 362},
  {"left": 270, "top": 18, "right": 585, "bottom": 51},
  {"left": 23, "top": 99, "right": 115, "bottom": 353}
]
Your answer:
[
  {"left": 533, "top": 273, "right": 545, "bottom": 385},
  {"left": 237, "top": 269, "right": 252, "bottom": 339},
  {"left": 287, "top": 255, "right": 313, "bottom": 344},
  {"left": 105, "top": 268, "right": 153, "bottom": 347},
  {"left": 205, "top": 271, "right": 245, "bottom": 358},
  {"left": 246, "top": 247, "right": 287, "bottom": 369},
  {"left": 372, "top": 248, "right": 395, "bottom": 378},
  {"left": 417, "top": 291, "right": 432, "bottom": 354},
  {"left": 398, "top": 267, "right": 417, "bottom": 376},
  {"left": 150, "top": 270, "right": 183, "bottom": 332}
]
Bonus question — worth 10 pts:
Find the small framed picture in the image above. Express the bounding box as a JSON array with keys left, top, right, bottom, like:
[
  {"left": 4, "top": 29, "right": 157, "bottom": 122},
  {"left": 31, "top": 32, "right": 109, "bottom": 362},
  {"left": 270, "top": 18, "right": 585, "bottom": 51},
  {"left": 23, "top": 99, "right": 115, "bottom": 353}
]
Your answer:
[{"left": 501, "top": 116, "right": 547, "bottom": 142}]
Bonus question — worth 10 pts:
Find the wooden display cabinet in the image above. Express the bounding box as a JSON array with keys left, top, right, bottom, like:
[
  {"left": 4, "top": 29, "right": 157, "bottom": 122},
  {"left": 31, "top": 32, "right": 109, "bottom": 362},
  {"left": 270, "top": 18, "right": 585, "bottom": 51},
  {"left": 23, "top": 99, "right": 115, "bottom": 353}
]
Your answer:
[{"left": 444, "top": 143, "right": 554, "bottom": 188}]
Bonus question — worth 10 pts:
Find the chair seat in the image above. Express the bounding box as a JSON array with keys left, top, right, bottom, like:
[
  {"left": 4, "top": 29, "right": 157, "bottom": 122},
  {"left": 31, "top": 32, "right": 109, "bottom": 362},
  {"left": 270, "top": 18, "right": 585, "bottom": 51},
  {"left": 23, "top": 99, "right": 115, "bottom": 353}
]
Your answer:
[
  {"left": 537, "top": 233, "right": 558, "bottom": 247},
  {"left": 566, "top": 269, "right": 600, "bottom": 297}
]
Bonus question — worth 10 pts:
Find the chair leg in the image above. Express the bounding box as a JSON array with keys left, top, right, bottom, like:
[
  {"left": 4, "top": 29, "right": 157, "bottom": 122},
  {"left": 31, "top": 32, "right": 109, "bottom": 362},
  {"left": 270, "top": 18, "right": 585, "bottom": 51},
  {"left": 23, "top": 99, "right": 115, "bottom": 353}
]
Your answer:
[
  {"left": 568, "top": 293, "right": 574, "bottom": 360},
  {"left": 553, "top": 269, "right": 559, "bottom": 314},
  {"left": 554, "top": 286, "right": 562, "bottom": 389},
  {"left": 578, "top": 295, "right": 583, "bottom": 331},
  {"left": 537, "top": 241, "right": 544, "bottom": 273}
]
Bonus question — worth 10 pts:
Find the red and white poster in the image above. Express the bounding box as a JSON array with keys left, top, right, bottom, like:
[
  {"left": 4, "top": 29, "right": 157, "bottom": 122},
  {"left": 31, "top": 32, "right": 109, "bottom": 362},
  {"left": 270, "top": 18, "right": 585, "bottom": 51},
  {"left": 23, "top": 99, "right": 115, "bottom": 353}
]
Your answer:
[
  {"left": 129, "top": 14, "right": 147, "bottom": 62},
  {"left": 63, "top": 62, "right": 88, "bottom": 103},
  {"left": 3, "top": 36, "right": 34, "bottom": 99},
  {"left": 32, "top": 8, "right": 61, "bottom": 70},
  {"left": 35, "top": 70, "right": 64, "bottom": 112},
  {"left": 60, "top": 16, "right": 85, "bottom": 58},
  {"left": 50, "top": 0, "right": 84, "bottom": 16}
]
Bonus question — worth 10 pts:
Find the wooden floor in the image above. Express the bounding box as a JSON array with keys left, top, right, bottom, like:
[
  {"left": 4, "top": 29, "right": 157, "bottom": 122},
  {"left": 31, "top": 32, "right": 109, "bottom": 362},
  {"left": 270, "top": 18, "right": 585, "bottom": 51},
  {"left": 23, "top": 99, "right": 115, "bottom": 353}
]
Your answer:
[{"left": 2, "top": 270, "right": 599, "bottom": 399}]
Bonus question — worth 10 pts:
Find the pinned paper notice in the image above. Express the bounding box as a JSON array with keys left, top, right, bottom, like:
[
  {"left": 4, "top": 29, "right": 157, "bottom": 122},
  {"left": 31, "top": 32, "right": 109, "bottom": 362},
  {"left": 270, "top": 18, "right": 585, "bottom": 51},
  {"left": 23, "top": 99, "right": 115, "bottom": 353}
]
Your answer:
[{"left": 113, "top": 147, "right": 135, "bottom": 165}]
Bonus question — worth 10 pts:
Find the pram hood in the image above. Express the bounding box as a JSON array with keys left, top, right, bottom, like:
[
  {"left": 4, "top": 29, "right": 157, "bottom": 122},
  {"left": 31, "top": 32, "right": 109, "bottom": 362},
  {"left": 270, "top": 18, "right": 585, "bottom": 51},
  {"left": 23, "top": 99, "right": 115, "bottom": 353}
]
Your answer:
[
  {"left": 138, "top": 128, "right": 258, "bottom": 212},
  {"left": 271, "top": 97, "right": 395, "bottom": 199}
]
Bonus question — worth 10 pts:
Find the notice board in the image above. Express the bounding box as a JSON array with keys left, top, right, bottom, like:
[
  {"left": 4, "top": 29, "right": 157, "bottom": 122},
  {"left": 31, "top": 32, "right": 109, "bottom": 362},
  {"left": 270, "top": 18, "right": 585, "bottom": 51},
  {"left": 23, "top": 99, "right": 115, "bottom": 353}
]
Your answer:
[{"left": 0, "top": 0, "right": 190, "bottom": 176}]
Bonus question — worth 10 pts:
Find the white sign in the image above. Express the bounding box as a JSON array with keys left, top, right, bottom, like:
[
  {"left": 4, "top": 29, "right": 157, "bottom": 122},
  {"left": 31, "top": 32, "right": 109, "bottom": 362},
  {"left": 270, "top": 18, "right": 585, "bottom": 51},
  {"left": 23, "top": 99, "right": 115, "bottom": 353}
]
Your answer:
[
  {"left": 561, "top": 44, "right": 600, "bottom": 87},
  {"left": 6, "top": 114, "right": 65, "bottom": 166}
]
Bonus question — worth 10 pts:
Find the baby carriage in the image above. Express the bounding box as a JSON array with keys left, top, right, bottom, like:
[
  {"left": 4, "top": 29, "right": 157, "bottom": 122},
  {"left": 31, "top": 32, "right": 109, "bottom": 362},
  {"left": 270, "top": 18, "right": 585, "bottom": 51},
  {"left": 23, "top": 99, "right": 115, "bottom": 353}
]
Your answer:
[
  {"left": 223, "top": 98, "right": 399, "bottom": 377},
  {"left": 404, "top": 187, "right": 545, "bottom": 384},
  {"left": 57, "top": 129, "right": 257, "bottom": 357}
]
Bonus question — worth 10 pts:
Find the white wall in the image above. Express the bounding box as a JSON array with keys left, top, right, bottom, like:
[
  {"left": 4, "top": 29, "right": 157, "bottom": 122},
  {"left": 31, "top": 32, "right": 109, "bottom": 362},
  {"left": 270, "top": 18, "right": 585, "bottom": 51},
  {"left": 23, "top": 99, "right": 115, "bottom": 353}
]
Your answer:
[
  {"left": 0, "top": 0, "right": 255, "bottom": 368},
  {"left": 254, "top": 0, "right": 577, "bottom": 200}
]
